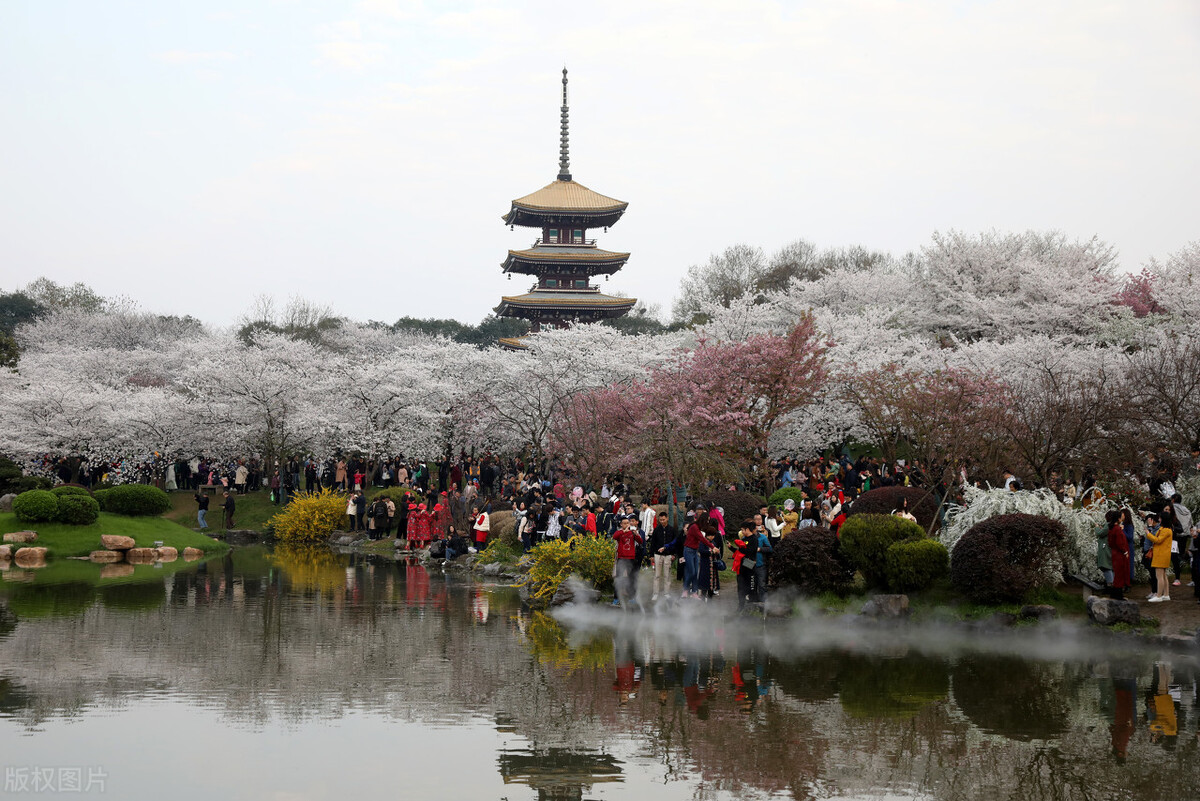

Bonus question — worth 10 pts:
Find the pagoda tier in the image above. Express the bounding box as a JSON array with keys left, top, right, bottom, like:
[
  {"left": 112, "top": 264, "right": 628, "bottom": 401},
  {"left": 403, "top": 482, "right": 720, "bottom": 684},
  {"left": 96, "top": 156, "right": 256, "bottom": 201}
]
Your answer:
[
  {"left": 502, "top": 241, "right": 630, "bottom": 278},
  {"left": 502, "top": 179, "right": 628, "bottom": 229},
  {"left": 495, "top": 288, "right": 635, "bottom": 322}
]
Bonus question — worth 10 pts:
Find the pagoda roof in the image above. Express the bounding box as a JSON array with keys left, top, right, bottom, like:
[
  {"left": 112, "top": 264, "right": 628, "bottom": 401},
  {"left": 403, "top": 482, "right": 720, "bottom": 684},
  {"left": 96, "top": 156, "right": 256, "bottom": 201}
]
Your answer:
[
  {"left": 502, "top": 245, "right": 630, "bottom": 275},
  {"left": 503, "top": 180, "right": 628, "bottom": 228},
  {"left": 495, "top": 290, "right": 636, "bottom": 312}
]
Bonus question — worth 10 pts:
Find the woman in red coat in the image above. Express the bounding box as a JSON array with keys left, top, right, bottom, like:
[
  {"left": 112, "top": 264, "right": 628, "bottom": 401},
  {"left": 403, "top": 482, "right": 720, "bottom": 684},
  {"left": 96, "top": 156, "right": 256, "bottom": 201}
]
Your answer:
[{"left": 1107, "top": 509, "right": 1130, "bottom": 600}]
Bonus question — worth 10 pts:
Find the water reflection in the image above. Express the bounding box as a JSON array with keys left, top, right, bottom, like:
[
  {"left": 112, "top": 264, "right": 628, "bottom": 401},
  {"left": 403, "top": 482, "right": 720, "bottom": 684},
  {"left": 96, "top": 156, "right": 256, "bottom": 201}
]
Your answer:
[{"left": 0, "top": 549, "right": 1199, "bottom": 800}]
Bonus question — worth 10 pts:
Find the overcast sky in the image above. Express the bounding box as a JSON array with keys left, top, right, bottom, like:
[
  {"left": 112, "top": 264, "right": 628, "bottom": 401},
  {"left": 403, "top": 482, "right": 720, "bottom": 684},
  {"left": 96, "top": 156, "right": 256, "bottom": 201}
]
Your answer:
[{"left": 2, "top": 0, "right": 1198, "bottom": 326}]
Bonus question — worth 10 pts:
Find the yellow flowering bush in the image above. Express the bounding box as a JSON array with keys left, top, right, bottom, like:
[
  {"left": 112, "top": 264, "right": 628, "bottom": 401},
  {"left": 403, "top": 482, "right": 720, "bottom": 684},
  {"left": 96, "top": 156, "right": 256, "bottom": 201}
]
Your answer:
[
  {"left": 269, "top": 487, "right": 348, "bottom": 543},
  {"left": 520, "top": 535, "right": 616, "bottom": 603}
]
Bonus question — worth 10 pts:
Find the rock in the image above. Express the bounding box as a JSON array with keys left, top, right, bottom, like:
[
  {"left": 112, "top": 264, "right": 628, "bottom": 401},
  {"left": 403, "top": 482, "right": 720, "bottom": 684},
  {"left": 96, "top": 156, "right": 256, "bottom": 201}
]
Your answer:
[
  {"left": 100, "top": 563, "right": 135, "bottom": 579},
  {"left": 89, "top": 550, "right": 124, "bottom": 564},
  {"left": 0, "top": 544, "right": 11, "bottom": 560},
  {"left": 1086, "top": 596, "right": 1141, "bottom": 626},
  {"left": 155, "top": 546, "right": 178, "bottom": 562},
  {"left": 182, "top": 547, "right": 205, "bottom": 561},
  {"left": 859, "top": 594, "right": 910, "bottom": 619},
  {"left": 0, "top": 493, "right": 16, "bottom": 512},
  {"left": 1019, "top": 604, "right": 1059, "bottom": 622},
  {"left": 13, "top": 547, "right": 47, "bottom": 567},
  {"left": 223, "top": 529, "right": 259, "bottom": 545},
  {"left": 481, "top": 562, "right": 503, "bottom": 576},
  {"left": 100, "top": 535, "right": 136, "bottom": 550},
  {"left": 125, "top": 547, "right": 159, "bottom": 564},
  {"left": 4, "top": 531, "right": 38, "bottom": 544},
  {"left": 330, "top": 534, "right": 355, "bottom": 547},
  {"left": 550, "top": 576, "right": 599, "bottom": 607}
]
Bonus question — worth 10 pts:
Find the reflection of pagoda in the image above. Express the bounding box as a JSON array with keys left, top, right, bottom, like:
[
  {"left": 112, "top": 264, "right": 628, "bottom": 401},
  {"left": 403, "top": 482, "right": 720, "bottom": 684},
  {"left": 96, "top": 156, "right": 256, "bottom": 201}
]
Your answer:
[
  {"left": 498, "top": 747, "right": 623, "bottom": 801},
  {"left": 495, "top": 69, "right": 635, "bottom": 349}
]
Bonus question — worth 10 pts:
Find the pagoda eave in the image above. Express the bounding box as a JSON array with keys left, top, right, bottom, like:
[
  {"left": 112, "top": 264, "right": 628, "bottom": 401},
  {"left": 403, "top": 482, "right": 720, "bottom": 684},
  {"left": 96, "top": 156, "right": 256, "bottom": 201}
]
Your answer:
[
  {"left": 501, "top": 249, "right": 630, "bottom": 276},
  {"left": 503, "top": 206, "right": 626, "bottom": 229},
  {"left": 494, "top": 291, "right": 636, "bottom": 318}
]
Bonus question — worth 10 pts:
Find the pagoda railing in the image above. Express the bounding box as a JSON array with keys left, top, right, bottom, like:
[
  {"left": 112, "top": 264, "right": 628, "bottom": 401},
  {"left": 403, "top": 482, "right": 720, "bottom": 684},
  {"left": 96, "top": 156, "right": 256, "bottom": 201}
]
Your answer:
[{"left": 533, "top": 238, "right": 598, "bottom": 247}]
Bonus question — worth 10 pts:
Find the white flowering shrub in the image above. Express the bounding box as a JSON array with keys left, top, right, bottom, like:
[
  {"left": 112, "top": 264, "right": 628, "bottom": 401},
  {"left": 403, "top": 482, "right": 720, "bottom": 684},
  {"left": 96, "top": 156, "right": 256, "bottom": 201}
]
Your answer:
[{"left": 940, "top": 486, "right": 1146, "bottom": 584}]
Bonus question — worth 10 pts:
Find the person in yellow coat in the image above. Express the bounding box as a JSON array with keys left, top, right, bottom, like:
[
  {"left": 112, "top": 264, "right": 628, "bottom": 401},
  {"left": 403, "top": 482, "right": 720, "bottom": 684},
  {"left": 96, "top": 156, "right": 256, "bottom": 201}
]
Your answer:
[
  {"left": 781, "top": 499, "right": 799, "bottom": 538},
  {"left": 1146, "top": 512, "right": 1173, "bottom": 602}
]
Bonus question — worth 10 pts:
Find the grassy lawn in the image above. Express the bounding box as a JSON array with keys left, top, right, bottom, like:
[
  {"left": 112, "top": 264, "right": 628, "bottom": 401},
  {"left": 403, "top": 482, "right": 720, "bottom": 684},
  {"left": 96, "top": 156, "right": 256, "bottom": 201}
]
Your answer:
[
  {"left": 0, "top": 511, "right": 227, "bottom": 558},
  {"left": 164, "top": 488, "right": 282, "bottom": 533}
]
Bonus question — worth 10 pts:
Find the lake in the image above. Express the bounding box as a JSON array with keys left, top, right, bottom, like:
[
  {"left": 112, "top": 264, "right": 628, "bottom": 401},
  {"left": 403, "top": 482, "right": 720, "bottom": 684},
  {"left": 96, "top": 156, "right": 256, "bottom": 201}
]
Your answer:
[{"left": 1, "top": 547, "right": 1198, "bottom": 800}]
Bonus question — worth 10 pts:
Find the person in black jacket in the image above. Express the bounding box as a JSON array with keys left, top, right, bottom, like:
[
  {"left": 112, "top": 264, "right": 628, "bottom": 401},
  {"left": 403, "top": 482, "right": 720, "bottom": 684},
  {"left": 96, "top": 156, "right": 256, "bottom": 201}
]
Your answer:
[
  {"left": 194, "top": 490, "right": 210, "bottom": 530},
  {"left": 734, "top": 520, "right": 758, "bottom": 611},
  {"left": 650, "top": 512, "right": 679, "bottom": 601}
]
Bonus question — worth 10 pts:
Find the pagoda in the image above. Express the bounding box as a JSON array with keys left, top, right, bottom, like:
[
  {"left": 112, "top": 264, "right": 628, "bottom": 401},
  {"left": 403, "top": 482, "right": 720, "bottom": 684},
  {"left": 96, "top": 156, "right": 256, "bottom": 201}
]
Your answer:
[{"left": 495, "top": 69, "right": 635, "bottom": 349}]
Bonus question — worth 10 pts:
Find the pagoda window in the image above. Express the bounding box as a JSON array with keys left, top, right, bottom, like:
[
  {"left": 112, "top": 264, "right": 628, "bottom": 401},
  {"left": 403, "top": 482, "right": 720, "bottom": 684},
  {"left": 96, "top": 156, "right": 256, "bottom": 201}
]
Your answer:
[
  {"left": 573, "top": 279, "right": 588, "bottom": 289},
  {"left": 572, "top": 229, "right": 583, "bottom": 243},
  {"left": 548, "top": 228, "right": 559, "bottom": 243},
  {"left": 544, "top": 278, "right": 558, "bottom": 288}
]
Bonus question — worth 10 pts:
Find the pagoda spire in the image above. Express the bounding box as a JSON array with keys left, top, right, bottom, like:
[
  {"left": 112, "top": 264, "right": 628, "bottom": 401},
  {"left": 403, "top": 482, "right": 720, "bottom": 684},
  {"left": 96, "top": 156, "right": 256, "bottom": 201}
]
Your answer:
[{"left": 557, "top": 68, "right": 571, "bottom": 181}]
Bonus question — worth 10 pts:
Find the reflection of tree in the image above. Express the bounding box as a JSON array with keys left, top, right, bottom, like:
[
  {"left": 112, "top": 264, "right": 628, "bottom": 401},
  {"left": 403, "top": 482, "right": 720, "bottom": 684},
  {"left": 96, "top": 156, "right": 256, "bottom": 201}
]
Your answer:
[
  {"left": 524, "top": 612, "right": 612, "bottom": 673},
  {"left": 271, "top": 545, "right": 349, "bottom": 594},
  {"left": 771, "top": 655, "right": 841, "bottom": 702},
  {"left": 952, "top": 656, "right": 1068, "bottom": 741},
  {"left": 498, "top": 747, "right": 622, "bottom": 801},
  {"left": 98, "top": 581, "right": 166, "bottom": 612},
  {"left": 4, "top": 582, "right": 94, "bottom": 619},
  {"left": 838, "top": 655, "right": 949, "bottom": 719}
]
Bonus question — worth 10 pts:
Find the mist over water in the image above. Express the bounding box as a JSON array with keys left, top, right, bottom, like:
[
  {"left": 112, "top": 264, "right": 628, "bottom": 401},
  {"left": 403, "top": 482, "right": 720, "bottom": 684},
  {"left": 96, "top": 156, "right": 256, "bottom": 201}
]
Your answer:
[{"left": 552, "top": 581, "right": 1198, "bottom": 667}]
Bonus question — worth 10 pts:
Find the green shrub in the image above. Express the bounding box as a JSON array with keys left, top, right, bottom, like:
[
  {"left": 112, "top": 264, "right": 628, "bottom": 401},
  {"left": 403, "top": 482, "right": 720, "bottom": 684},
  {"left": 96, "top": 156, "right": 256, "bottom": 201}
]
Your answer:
[
  {"left": 13, "top": 475, "right": 52, "bottom": 493},
  {"left": 51, "top": 485, "right": 91, "bottom": 497},
  {"left": 839, "top": 514, "right": 924, "bottom": 588},
  {"left": 884, "top": 538, "right": 949, "bottom": 592},
  {"left": 950, "top": 513, "right": 1066, "bottom": 604},
  {"left": 102, "top": 484, "right": 170, "bottom": 516},
  {"left": 847, "top": 487, "right": 940, "bottom": 532},
  {"left": 55, "top": 494, "right": 100, "bottom": 525},
  {"left": 767, "top": 487, "right": 809, "bottom": 508},
  {"left": 700, "top": 490, "right": 765, "bottom": 529},
  {"left": 12, "top": 489, "right": 58, "bottom": 523},
  {"left": 768, "top": 527, "right": 855, "bottom": 595},
  {"left": 477, "top": 539, "right": 520, "bottom": 566},
  {"left": 0, "top": 458, "right": 22, "bottom": 494},
  {"left": 92, "top": 488, "right": 111, "bottom": 510}
]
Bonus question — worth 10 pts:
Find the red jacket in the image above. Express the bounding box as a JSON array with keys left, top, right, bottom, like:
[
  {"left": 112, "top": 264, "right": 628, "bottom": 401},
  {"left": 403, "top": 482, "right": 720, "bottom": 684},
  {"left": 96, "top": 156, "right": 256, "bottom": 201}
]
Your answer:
[{"left": 613, "top": 528, "right": 644, "bottom": 560}]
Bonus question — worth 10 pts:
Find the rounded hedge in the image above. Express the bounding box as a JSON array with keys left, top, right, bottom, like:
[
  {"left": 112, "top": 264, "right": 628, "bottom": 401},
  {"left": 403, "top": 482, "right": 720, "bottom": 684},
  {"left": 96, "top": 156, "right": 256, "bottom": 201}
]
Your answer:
[
  {"left": 884, "top": 538, "right": 949, "bottom": 592},
  {"left": 700, "top": 490, "right": 766, "bottom": 530},
  {"left": 847, "top": 487, "right": 940, "bottom": 532},
  {"left": 101, "top": 484, "right": 170, "bottom": 516},
  {"left": 12, "top": 489, "right": 59, "bottom": 523},
  {"left": 839, "top": 513, "right": 924, "bottom": 588},
  {"left": 51, "top": 485, "right": 91, "bottom": 497},
  {"left": 950, "top": 513, "right": 1066, "bottom": 604},
  {"left": 13, "top": 475, "right": 52, "bottom": 493},
  {"left": 768, "top": 526, "right": 855, "bottom": 595},
  {"left": 55, "top": 494, "right": 100, "bottom": 526},
  {"left": 766, "top": 487, "right": 808, "bottom": 508},
  {"left": 92, "top": 488, "right": 111, "bottom": 509}
]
